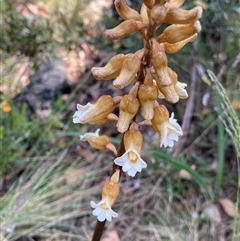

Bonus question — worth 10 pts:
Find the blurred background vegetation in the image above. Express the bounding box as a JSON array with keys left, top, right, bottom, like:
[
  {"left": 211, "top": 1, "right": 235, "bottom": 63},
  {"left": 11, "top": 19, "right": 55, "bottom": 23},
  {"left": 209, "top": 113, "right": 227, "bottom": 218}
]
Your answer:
[{"left": 1, "top": 0, "right": 240, "bottom": 240}]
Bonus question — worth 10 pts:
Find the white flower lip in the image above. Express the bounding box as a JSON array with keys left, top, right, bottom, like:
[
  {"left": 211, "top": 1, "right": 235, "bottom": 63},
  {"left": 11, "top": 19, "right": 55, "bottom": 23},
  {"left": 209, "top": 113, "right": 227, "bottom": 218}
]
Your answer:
[
  {"left": 114, "top": 148, "right": 147, "bottom": 177},
  {"left": 79, "top": 129, "right": 100, "bottom": 140},
  {"left": 175, "top": 82, "right": 188, "bottom": 99},
  {"left": 90, "top": 199, "right": 118, "bottom": 222},
  {"left": 160, "top": 112, "right": 183, "bottom": 148},
  {"left": 73, "top": 103, "right": 93, "bottom": 124}
]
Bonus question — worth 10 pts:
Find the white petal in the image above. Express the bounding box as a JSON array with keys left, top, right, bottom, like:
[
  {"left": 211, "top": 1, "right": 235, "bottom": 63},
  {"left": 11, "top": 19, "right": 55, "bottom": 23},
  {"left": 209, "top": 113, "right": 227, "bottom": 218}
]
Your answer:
[
  {"left": 105, "top": 211, "right": 112, "bottom": 222},
  {"left": 77, "top": 103, "right": 93, "bottom": 112},
  {"left": 139, "top": 158, "right": 147, "bottom": 168},
  {"left": 90, "top": 201, "right": 97, "bottom": 208},
  {"left": 114, "top": 148, "right": 147, "bottom": 176},
  {"left": 130, "top": 149, "right": 147, "bottom": 168},
  {"left": 114, "top": 152, "right": 128, "bottom": 166},
  {"left": 127, "top": 167, "right": 137, "bottom": 177},
  {"left": 122, "top": 162, "right": 132, "bottom": 172},
  {"left": 92, "top": 207, "right": 102, "bottom": 216},
  {"left": 168, "top": 132, "right": 179, "bottom": 141},
  {"left": 111, "top": 210, "right": 118, "bottom": 218},
  {"left": 175, "top": 82, "right": 188, "bottom": 99},
  {"left": 133, "top": 161, "right": 142, "bottom": 172},
  {"left": 80, "top": 129, "right": 100, "bottom": 140},
  {"left": 98, "top": 212, "right": 106, "bottom": 222},
  {"left": 169, "top": 113, "right": 183, "bottom": 134},
  {"left": 73, "top": 103, "right": 93, "bottom": 124},
  {"left": 162, "top": 138, "right": 174, "bottom": 148}
]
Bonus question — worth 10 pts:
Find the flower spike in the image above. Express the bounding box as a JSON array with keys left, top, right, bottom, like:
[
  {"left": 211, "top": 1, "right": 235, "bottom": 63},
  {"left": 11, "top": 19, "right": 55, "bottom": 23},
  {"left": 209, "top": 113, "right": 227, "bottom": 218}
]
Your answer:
[{"left": 72, "top": 0, "right": 203, "bottom": 227}]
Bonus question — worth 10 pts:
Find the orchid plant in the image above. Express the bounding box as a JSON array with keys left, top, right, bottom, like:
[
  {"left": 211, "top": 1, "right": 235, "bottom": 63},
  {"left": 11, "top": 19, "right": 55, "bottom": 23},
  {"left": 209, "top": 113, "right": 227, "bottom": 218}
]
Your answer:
[{"left": 73, "top": 0, "right": 202, "bottom": 240}]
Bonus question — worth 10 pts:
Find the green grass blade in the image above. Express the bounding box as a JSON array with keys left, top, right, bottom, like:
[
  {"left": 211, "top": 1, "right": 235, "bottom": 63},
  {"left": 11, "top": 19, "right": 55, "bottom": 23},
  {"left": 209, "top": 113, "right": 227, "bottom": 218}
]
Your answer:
[{"left": 151, "top": 149, "right": 214, "bottom": 199}]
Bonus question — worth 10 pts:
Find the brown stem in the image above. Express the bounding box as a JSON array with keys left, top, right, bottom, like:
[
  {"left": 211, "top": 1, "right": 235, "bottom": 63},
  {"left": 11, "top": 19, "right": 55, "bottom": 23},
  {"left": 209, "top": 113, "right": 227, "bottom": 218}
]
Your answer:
[
  {"left": 91, "top": 136, "right": 125, "bottom": 241},
  {"left": 91, "top": 220, "right": 106, "bottom": 241}
]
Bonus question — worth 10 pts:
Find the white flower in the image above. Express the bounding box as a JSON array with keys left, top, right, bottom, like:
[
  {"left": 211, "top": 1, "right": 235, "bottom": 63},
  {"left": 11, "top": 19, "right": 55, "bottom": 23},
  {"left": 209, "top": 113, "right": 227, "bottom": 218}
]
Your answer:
[
  {"left": 114, "top": 148, "right": 147, "bottom": 177},
  {"left": 73, "top": 103, "right": 93, "bottom": 124},
  {"left": 160, "top": 112, "right": 183, "bottom": 148},
  {"left": 90, "top": 199, "right": 118, "bottom": 222}
]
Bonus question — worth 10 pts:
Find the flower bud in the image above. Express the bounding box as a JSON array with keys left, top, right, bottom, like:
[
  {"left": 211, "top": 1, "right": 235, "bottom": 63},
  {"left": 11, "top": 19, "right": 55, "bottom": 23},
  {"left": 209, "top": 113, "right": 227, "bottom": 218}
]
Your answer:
[
  {"left": 116, "top": 95, "right": 140, "bottom": 133},
  {"left": 115, "top": 0, "right": 142, "bottom": 21},
  {"left": 104, "top": 19, "right": 146, "bottom": 40},
  {"left": 164, "top": 33, "right": 198, "bottom": 53},
  {"left": 113, "top": 49, "right": 145, "bottom": 89},
  {"left": 110, "top": 169, "right": 120, "bottom": 183},
  {"left": 151, "top": 39, "right": 172, "bottom": 86},
  {"left": 163, "top": 6, "right": 203, "bottom": 24},
  {"left": 150, "top": 4, "right": 167, "bottom": 25},
  {"left": 91, "top": 54, "right": 125, "bottom": 80},
  {"left": 102, "top": 181, "right": 119, "bottom": 206},
  {"left": 157, "top": 21, "right": 201, "bottom": 44},
  {"left": 138, "top": 83, "right": 158, "bottom": 120}
]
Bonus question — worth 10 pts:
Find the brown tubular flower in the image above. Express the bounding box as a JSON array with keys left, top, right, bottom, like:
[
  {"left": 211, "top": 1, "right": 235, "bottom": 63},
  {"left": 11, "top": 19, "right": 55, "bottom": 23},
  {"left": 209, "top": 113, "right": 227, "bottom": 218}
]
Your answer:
[
  {"left": 151, "top": 5, "right": 202, "bottom": 26},
  {"left": 115, "top": 0, "right": 142, "bottom": 21},
  {"left": 163, "top": 33, "right": 198, "bottom": 53},
  {"left": 138, "top": 73, "right": 158, "bottom": 119},
  {"left": 113, "top": 49, "right": 146, "bottom": 89},
  {"left": 116, "top": 94, "right": 139, "bottom": 133},
  {"left": 163, "top": 6, "right": 203, "bottom": 24},
  {"left": 80, "top": 129, "right": 117, "bottom": 156},
  {"left": 151, "top": 38, "right": 172, "bottom": 86},
  {"left": 73, "top": 95, "right": 116, "bottom": 125},
  {"left": 91, "top": 54, "right": 125, "bottom": 80},
  {"left": 102, "top": 181, "right": 120, "bottom": 206},
  {"left": 103, "top": 19, "right": 146, "bottom": 41},
  {"left": 157, "top": 21, "right": 201, "bottom": 44}
]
